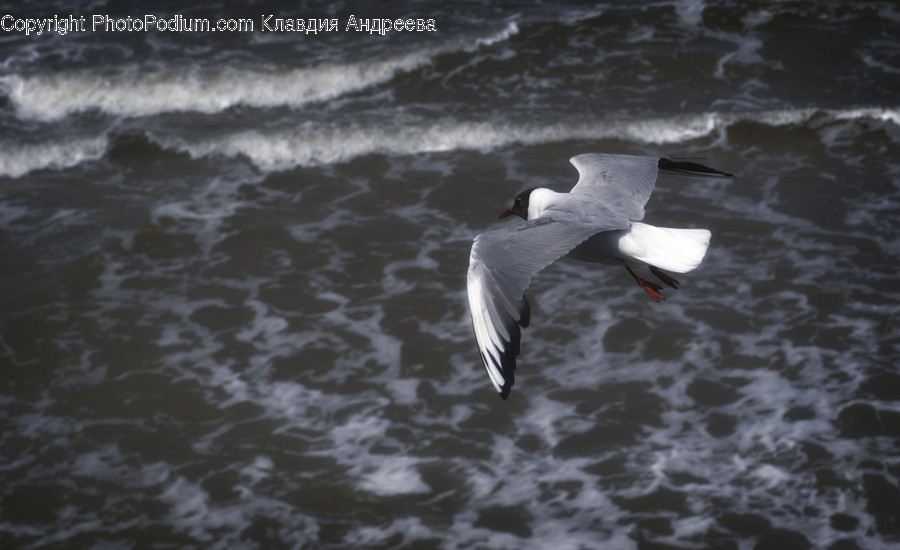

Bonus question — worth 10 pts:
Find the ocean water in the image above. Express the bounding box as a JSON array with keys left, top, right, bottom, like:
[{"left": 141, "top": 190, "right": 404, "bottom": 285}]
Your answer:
[{"left": 2, "top": 1, "right": 899, "bottom": 548}]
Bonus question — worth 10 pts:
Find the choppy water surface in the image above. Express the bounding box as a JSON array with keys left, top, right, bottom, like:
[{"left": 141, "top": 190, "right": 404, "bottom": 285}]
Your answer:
[{"left": 2, "top": 1, "right": 899, "bottom": 548}]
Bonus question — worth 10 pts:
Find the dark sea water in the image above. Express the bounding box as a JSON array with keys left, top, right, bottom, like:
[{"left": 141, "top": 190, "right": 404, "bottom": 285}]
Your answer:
[{"left": 2, "top": 1, "right": 900, "bottom": 548}]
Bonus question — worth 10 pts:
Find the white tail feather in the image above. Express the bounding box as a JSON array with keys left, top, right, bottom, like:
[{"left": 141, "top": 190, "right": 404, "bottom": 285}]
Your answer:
[{"left": 618, "top": 223, "right": 711, "bottom": 273}]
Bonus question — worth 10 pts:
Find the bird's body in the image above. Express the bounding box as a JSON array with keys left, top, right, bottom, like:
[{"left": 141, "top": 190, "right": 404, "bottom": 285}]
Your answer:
[
  {"left": 466, "top": 153, "right": 733, "bottom": 399},
  {"left": 522, "top": 187, "right": 712, "bottom": 270}
]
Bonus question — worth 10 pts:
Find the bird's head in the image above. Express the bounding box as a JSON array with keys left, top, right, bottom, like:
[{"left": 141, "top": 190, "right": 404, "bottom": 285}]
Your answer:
[{"left": 499, "top": 188, "right": 536, "bottom": 220}]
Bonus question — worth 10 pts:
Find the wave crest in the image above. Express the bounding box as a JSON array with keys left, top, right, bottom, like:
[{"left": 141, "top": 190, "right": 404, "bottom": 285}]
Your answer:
[
  {"left": 4, "top": 107, "right": 897, "bottom": 178},
  {"left": 1, "top": 22, "right": 520, "bottom": 122},
  {"left": 0, "top": 136, "right": 108, "bottom": 178},
  {"left": 2, "top": 55, "right": 429, "bottom": 121},
  {"left": 157, "top": 108, "right": 895, "bottom": 172}
]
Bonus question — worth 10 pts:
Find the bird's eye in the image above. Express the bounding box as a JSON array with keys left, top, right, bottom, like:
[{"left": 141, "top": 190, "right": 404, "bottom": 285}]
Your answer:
[{"left": 515, "top": 199, "right": 522, "bottom": 206}]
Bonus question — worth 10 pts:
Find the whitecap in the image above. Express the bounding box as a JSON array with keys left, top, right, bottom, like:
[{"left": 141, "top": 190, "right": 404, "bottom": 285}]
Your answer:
[
  {"left": 0, "top": 135, "right": 108, "bottom": 178},
  {"left": 151, "top": 107, "right": 900, "bottom": 172},
  {"left": 1, "top": 22, "right": 521, "bottom": 122},
  {"left": 1, "top": 54, "right": 430, "bottom": 121},
  {"left": 474, "top": 20, "right": 519, "bottom": 47},
  {"left": 150, "top": 113, "right": 723, "bottom": 171}
]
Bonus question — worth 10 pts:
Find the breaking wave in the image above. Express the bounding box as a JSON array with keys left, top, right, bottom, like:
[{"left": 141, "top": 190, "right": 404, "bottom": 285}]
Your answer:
[
  {"left": 152, "top": 107, "right": 900, "bottom": 172},
  {"left": 0, "top": 22, "right": 520, "bottom": 121},
  {"left": 2, "top": 106, "right": 896, "bottom": 178},
  {"left": 0, "top": 135, "right": 109, "bottom": 178}
]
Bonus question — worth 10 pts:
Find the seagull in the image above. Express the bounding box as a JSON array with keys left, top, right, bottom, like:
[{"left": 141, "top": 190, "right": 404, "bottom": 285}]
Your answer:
[{"left": 466, "top": 153, "right": 733, "bottom": 399}]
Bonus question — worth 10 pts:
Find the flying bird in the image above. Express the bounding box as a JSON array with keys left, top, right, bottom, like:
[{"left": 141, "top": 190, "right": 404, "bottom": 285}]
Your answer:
[{"left": 466, "top": 153, "right": 733, "bottom": 399}]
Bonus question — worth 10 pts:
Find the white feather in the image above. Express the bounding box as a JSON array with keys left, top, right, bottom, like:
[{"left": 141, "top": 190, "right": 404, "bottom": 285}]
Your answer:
[{"left": 617, "top": 223, "right": 711, "bottom": 273}]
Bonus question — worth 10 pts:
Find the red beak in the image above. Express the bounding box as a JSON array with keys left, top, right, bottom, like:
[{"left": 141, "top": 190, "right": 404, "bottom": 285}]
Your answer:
[{"left": 499, "top": 209, "right": 515, "bottom": 219}]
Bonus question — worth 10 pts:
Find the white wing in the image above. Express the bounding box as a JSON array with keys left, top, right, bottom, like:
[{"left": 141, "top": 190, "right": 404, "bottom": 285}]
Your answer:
[
  {"left": 569, "top": 154, "right": 734, "bottom": 221},
  {"left": 467, "top": 218, "right": 621, "bottom": 399},
  {"left": 569, "top": 153, "right": 661, "bottom": 221}
]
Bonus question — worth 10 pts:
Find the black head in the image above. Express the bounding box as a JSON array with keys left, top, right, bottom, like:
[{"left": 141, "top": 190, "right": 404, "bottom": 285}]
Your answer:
[{"left": 499, "top": 188, "right": 535, "bottom": 220}]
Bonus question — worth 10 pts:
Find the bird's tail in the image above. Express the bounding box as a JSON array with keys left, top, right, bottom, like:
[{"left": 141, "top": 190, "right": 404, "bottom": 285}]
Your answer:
[{"left": 619, "top": 223, "right": 711, "bottom": 273}]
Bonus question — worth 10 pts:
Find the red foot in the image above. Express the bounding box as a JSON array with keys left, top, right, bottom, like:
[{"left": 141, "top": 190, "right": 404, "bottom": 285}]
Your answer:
[
  {"left": 637, "top": 278, "right": 666, "bottom": 302},
  {"left": 624, "top": 265, "right": 666, "bottom": 302}
]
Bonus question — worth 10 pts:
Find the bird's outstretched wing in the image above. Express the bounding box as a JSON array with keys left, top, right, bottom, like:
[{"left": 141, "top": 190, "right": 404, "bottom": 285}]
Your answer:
[
  {"left": 569, "top": 154, "right": 734, "bottom": 221},
  {"left": 467, "top": 218, "right": 618, "bottom": 399},
  {"left": 569, "top": 153, "right": 660, "bottom": 221}
]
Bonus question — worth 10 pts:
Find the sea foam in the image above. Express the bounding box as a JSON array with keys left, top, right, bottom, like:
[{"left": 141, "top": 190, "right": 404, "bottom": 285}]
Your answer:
[
  {"left": 152, "top": 108, "right": 900, "bottom": 172},
  {"left": 1, "top": 56, "right": 430, "bottom": 121},
  {"left": 1, "top": 21, "right": 520, "bottom": 122},
  {"left": 0, "top": 135, "right": 108, "bottom": 178},
  {"left": 5, "top": 107, "right": 897, "bottom": 178}
]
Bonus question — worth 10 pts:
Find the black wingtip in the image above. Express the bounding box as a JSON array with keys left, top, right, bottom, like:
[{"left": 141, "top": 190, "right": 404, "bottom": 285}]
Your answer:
[
  {"left": 658, "top": 157, "right": 735, "bottom": 178},
  {"left": 478, "top": 297, "right": 528, "bottom": 401},
  {"left": 519, "top": 298, "right": 531, "bottom": 329},
  {"left": 497, "top": 360, "right": 515, "bottom": 400}
]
